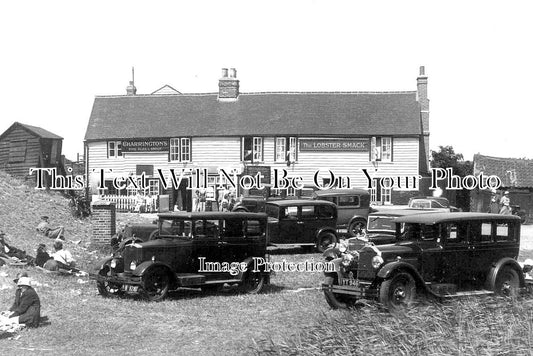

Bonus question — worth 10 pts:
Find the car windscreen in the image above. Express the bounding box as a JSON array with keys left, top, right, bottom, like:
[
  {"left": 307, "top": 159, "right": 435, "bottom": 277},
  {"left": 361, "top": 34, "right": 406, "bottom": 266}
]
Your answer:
[
  {"left": 159, "top": 219, "right": 192, "bottom": 237},
  {"left": 367, "top": 216, "right": 396, "bottom": 231},
  {"left": 265, "top": 204, "right": 280, "bottom": 219}
]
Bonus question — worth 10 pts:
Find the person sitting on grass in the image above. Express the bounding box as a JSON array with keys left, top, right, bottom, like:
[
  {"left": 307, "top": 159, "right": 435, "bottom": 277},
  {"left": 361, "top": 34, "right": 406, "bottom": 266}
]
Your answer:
[
  {"left": 0, "top": 273, "right": 41, "bottom": 328},
  {"left": 43, "top": 240, "right": 77, "bottom": 272},
  {"left": 36, "top": 216, "right": 65, "bottom": 240},
  {"left": 35, "top": 243, "right": 52, "bottom": 267}
]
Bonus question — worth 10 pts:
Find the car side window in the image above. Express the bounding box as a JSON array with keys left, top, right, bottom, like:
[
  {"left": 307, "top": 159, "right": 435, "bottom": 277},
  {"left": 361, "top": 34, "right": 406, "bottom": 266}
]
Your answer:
[
  {"left": 495, "top": 222, "right": 516, "bottom": 242},
  {"left": 300, "top": 206, "right": 316, "bottom": 220},
  {"left": 222, "top": 219, "right": 244, "bottom": 237},
  {"left": 338, "top": 195, "right": 360, "bottom": 207},
  {"left": 444, "top": 222, "right": 467, "bottom": 243},
  {"left": 470, "top": 222, "right": 492, "bottom": 243},
  {"left": 245, "top": 219, "right": 264, "bottom": 237},
  {"left": 321, "top": 196, "right": 337, "bottom": 204},
  {"left": 282, "top": 206, "right": 298, "bottom": 220},
  {"left": 317, "top": 204, "right": 335, "bottom": 219}
]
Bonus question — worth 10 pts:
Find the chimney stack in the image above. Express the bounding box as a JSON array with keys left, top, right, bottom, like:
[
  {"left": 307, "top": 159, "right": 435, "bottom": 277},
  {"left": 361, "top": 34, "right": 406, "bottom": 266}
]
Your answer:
[
  {"left": 126, "top": 80, "right": 137, "bottom": 96},
  {"left": 417, "top": 66, "right": 430, "bottom": 173},
  {"left": 218, "top": 67, "right": 239, "bottom": 101}
]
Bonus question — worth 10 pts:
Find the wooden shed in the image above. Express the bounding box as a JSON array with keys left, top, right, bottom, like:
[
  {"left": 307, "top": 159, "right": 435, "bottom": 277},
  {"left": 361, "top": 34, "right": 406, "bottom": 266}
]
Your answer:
[{"left": 0, "top": 122, "right": 63, "bottom": 180}]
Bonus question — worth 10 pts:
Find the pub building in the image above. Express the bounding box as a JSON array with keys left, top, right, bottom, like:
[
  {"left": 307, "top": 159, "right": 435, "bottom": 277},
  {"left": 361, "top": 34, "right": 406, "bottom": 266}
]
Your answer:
[{"left": 84, "top": 67, "right": 431, "bottom": 212}]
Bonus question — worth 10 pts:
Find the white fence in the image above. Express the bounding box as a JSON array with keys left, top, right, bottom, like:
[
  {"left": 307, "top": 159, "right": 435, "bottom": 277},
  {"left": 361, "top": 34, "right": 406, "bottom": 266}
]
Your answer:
[{"left": 92, "top": 195, "right": 158, "bottom": 213}]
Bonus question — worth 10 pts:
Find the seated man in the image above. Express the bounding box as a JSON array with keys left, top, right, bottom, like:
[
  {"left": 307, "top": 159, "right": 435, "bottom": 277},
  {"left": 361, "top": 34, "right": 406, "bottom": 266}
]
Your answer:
[
  {"left": 35, "top": 243, "right": 52, "bottom": 267},
  {"left": 44, "top": 240, "right": 76, "bottom": 272},
  {"left": 36, "top": 216, "right": 65, "bottom": 240}
]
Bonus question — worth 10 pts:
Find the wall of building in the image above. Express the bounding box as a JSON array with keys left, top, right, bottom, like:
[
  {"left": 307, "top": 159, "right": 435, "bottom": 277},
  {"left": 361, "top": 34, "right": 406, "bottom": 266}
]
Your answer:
[
  {"left": 0, "top": 127, "right": 41, "bottom": 178},
  {"left": 87, "top": 135, "right": 421, "bottom": 203}
]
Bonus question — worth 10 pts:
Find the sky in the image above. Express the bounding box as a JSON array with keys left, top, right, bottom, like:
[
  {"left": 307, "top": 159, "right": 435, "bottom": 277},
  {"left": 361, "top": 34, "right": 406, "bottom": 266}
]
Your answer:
[{"left": 1, "top": 0, "right": 532, "bottom": 161}]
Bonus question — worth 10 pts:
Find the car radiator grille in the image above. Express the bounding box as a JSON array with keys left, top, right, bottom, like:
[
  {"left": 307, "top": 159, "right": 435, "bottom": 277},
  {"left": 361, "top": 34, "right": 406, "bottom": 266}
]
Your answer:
[{"left": 357, "top": 251, "right": 377, "bottom": 280}]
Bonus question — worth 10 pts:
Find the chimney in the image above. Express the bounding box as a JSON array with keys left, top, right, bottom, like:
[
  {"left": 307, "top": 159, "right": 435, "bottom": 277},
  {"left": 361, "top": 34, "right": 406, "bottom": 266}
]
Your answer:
[
  {"left": 417, "top": 66, "right": 430, "bottom": 173},
  {"left": 126, "top": 80, "right": 137, "bottom": 96},
  {"left": 218, "top": 67, "right": 239, "bottom": 101}
]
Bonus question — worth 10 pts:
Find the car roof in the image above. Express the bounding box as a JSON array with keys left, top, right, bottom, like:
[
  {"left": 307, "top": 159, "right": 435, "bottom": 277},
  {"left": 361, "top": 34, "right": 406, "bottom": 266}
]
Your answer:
[
  {"left": 265, "top": 199, "right": 337, "bottom": 207},
  {"left": 369, "top": 208, "right": 443, "bottom": 217},
  {"left": 395, "top": 212, "right": 521, "bottom": 224},
  {"left": 158, "top": 211, "right": 267, "bottom": 219},
  {"left": 313, "top": 188, "right": 370, "bottom": 197}
]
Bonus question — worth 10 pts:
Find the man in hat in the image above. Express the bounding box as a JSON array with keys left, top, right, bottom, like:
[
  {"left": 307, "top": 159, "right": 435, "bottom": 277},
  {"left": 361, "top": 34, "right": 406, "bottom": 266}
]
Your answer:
[
  {"left": 499, "top": 191, "right": 511, "bottom": 215},
  {"left": 1, "top": 273, "right": 41, "bottom": 328},
  {"left": 36, "top": 216, "right": 65, "bottom": 240}
]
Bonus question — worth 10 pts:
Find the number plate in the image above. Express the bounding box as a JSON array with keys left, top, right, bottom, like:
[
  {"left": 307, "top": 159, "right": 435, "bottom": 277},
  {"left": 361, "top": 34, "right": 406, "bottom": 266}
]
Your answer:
[
  {"left": 122, "top": 285, "right": 139, "bottom": 292},
  {"left": 340, "top": 278, "right": 359, "bottom": 287}
]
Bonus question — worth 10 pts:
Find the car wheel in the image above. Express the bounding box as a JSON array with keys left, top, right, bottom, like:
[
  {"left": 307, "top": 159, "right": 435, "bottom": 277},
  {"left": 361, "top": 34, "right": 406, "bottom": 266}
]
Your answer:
[
  {"left": 233, "top": 207, "right": 248, "bottom": 212},
  {"left": 97, "top": 266, "right": 123, "bottom": 298},
  {"left": 348, "top": 219, "right": 366, "bottom": 237},
  {"left": 241, "top": 270, "right": 265, "bottom": 294},
  {"left": 379, "top": 272, "right": 416, "bottom": 310},
  {"left": 148, "top": 230, "right": 159, "bottom": 240},
  {"left": 494, "top": 266, "right": 520, "bottom": 297},
  {"left": 141, "top": 267, "right": 170, "bottom": 301},
  {"left": 323, "top": 276, "right": 354, "bottom": 309},
  {"left": 317, "top": 232, "right": 337, "bottom": 253}
]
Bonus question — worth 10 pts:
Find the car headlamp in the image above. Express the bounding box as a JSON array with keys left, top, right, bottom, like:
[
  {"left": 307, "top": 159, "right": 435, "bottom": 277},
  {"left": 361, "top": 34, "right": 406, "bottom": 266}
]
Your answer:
[
  {"left": 341, "top": 253, "right": 354, "bottom": 267},
  {"left": 130, "top": 261, "right": 137, "bottom": 271},
  {"left": 110, "top": 259, "right": 117, "bottom": 269},
  {"left": 338, "top": 243, "right": 347, "bottom": 253},
  {"left": 371, "top": 255, "right": 384, "bottom": 269}
]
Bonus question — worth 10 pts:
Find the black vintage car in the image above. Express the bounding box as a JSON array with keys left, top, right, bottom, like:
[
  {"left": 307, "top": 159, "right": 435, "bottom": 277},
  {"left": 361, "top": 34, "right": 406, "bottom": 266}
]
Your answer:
[
  {"left": 323, "top": 212, "right": 525, "bottom": 309},
  {"left": 265, "top": 199, "right": 338, "bottom": 252},
  {"left": 93, "top": 212, "right": 270, "bottom": 301}
]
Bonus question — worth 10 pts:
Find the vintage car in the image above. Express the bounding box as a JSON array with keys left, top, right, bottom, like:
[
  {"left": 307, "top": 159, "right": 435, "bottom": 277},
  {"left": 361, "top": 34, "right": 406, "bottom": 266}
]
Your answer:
[
  {"left": 312, "top": 188, "right": 371, "bottom": 236},
  {"left": 265, "top": 199, "right": 338, "bottom": 252},
  {"left": 408, "top": 196, "right": 460, "bottom": 212},
  {"left": 93, "top": 212, "right": 270, "bottom": 301},
  {"left": 322, "top": 212, "right": 526, "bottom": 309}
]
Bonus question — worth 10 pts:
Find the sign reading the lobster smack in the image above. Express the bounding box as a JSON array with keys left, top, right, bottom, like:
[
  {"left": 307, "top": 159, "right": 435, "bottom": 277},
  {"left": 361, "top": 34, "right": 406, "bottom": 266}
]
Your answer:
[{"left": 299, "top": 139, "right": 368, "bottom": 152}]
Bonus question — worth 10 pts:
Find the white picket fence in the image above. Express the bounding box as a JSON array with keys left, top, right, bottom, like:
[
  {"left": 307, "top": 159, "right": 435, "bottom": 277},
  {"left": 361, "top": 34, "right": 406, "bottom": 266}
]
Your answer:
[{"left": 92, "top": 195, "right": 158, "bottom": 213}]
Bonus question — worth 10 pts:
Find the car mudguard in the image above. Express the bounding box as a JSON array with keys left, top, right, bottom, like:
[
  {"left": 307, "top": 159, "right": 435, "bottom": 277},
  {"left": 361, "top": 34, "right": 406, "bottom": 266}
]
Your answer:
[
  {"left": 348, "top": 215, "right": 366, "bottom": 226},
  {"left": 235, "top": 256, "right": 269, "bottom": 282},
  {"left": 376, "top": 261, "right": 437, "bottom": 296},
  {"left": 132, "top": 260, "right": 173, "bottom": 278},
  {"left": 315, "top": 227, "right": 337, "bottom": 242},
  {"left": 486, "top": 257, "right": 526, "bottom": 289},
  {"left": 93, "top": 256, "right": 114, "bottom": 273}
]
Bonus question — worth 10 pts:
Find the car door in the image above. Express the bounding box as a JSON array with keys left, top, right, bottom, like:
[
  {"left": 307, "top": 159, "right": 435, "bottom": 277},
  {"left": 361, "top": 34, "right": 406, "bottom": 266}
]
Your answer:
[
  {"left": 192, "top": 219, "right": 221, "bottom": 275},
  {"left": 277, "top": 205, "right": 301, "bottom": 243},
  {"left": 440, "top": 221, "right": 472, "bottom": 285}
]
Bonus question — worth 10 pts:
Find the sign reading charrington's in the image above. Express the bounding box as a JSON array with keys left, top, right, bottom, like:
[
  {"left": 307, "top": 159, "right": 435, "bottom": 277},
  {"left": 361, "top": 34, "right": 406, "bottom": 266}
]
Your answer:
[
  {"left": 299, "top": 138, "right": 368, "bottom": 152},
  {"left": 121, "top": 138, "right": 169, "bottom": 152}
]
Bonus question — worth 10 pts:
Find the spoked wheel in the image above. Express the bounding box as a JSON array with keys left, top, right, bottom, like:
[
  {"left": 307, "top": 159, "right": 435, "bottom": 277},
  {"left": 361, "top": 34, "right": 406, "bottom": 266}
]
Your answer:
[
  {"left": 241, "top": 270, "right": 265, "bottom": 294},
  {"left": 348, "top": 219, "right": 366, "bottom": 237},
  {"left": 317, "top": 233, "right": 337, "bottom": 253},
  {"left": 97, "top": 266, "right": 123, "bottom": 298},
  {"left": 379, "top": 272, "right": 416, "bottom": 310},
  {"left": 323, "top": 276, "right": 355, "bottom": 309},
  {"left": 141, "top": 267, "right": 170, "bottom": 301},
  {"left": 494, "top": 266, "right": 520, "bottom": 297}
]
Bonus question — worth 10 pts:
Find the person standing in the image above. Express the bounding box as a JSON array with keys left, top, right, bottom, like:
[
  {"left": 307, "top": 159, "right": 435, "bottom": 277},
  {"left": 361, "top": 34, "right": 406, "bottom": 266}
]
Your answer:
[
  {"left": 192, "top": 190, "right": 200, "bottom": 212},
  {"left": 489, "top": 190, "right": 500, "bottom": 214},
  {"left": 499, "top": 191, "right": 512, "bottom": 215}
]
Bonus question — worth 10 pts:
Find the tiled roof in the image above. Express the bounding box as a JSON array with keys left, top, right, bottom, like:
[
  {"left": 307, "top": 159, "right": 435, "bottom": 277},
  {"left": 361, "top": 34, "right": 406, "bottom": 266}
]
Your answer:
[
  {"left": 84, "top": 92, "right": 422, "bottom": 140},
  {"left": 474, "top": 154, "right": 533, "bottom": 188},
  {"left": 0, "top": 122, "right": 63, "bottom": 141}
]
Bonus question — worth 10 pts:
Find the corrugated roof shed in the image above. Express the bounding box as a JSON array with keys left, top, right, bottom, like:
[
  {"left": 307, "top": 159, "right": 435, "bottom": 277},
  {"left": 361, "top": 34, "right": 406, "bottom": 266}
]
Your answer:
[{"left": 474, "top": 154, "right": 533, "bottom": 188}]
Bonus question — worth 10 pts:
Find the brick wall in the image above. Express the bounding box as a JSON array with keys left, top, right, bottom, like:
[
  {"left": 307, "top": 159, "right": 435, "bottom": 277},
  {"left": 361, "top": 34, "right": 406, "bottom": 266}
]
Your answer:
[{"left": 91, "top": 200, "right": 116, "bottom": 246}]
